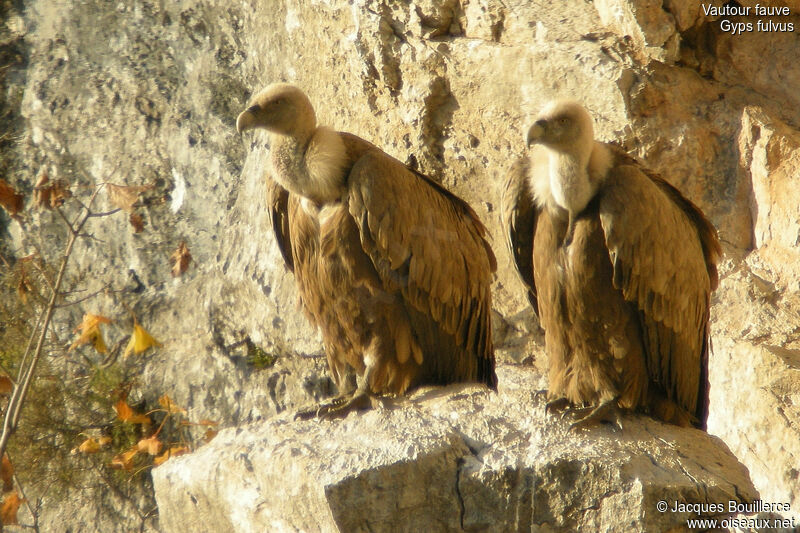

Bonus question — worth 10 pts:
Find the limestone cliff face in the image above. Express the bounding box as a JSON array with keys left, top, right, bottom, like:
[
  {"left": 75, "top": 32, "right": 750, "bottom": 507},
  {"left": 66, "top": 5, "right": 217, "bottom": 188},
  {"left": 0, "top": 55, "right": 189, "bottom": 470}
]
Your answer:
[{"left": 1, "top": 0, "right": 799, "bottom": 530}]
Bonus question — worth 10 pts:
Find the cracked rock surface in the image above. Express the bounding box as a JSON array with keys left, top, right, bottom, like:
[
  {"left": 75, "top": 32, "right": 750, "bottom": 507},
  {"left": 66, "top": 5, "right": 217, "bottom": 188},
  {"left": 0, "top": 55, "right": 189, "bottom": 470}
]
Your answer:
[{"left": 153, "top": 366, "right": 756, "bottom": 532}]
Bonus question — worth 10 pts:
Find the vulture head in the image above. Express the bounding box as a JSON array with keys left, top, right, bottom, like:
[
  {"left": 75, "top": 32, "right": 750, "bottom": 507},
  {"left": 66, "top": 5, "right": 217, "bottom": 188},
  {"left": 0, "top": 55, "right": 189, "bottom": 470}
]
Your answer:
[
  {"left": 236, "top": 83, "right": 317, "bottom": 141},
  {"left": 526, "top": 100, "right": 594, "bottom": 159},
  {"left": 235, "top": 84, "right": 349, "bottom": 205}
]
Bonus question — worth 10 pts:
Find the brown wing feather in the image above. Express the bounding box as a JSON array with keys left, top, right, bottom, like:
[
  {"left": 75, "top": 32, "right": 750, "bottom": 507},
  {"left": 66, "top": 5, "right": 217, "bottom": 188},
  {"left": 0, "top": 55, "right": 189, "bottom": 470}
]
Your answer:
[
  {"left": 267, "top": 176, "right": 294, "bottom": 272},
  {"left": 347, "top": 150, "right": 497, "bottom": 388},
  {"left": 598, "top": 161, "right": 718, "bottom": 425},
  {"left": 501, "top": 156, "right": 539, "bottom": 314},
  {"left": 607, "top": 144, "right": 721, "bottom": 289}
]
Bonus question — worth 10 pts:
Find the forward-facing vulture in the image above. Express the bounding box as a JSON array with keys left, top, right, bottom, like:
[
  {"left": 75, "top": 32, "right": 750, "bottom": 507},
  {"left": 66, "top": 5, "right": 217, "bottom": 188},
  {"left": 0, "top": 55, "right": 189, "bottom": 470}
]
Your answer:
[
  {"left": 502, "top": 100, "right": 720, "bottom": 429},
  {"left": 237, "top": 84, "right": 497, "bottom": 417}
]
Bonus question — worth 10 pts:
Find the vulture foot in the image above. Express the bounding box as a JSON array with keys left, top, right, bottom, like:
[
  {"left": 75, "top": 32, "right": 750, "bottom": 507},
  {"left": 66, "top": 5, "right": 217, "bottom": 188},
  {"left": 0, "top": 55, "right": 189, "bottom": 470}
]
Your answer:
[
  {"left": 568, "top": 399, "right": 624, "bottom": 432},
  {"left": 294, "top": 390, "right": 376, "bottom": 420},
  {"left": 544, "top": 396, "right": 571, "bottom": 415}
]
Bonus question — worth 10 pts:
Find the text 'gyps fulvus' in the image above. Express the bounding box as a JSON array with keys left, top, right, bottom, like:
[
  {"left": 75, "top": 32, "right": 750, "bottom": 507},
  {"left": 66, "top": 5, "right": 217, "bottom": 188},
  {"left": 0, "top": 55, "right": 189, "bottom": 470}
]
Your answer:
[
  {"left": 502, "top": 100, "right": 720, "bottom": 429},
  {"left": 237, "top": 84, "right": 497, "bottom": 417}
]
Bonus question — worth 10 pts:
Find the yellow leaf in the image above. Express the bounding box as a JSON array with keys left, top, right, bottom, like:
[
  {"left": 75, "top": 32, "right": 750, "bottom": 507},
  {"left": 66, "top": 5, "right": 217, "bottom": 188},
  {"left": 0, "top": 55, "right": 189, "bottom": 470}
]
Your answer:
[
  {"left": 158, "top": 394, "right": 186, "bottom": 415},
  {"left": 69, "top": 313, "right": 112, "bottom": 354},
  {"left": 110, "top": 446, "right": 139, "bottom": 471},
  {"left": 76, "top": 438, "right": 100, "bottom": 454},
  {"left": 153, "top": 446, "right": 190, "bottom": 466},
  {"left": 123, "top": 321, "right": 162, "bottom": 359},
  {"left": 137, "top": 436, "right": 163, "bottom": 456},
  {"left": 0, "top": 491, "right": 23, "bottom": 526},
  {"left": 75, "top": 436, "right": 112, "bottom": 455},
  {"left": 114, "top": 399, "right": 151, "bottom": 425}
]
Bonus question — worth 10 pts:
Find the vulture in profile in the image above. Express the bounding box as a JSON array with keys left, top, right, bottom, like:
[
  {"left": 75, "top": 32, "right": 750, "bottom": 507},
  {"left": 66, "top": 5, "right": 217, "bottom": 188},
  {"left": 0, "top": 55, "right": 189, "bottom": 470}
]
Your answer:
[
  {"left": 502, "top": 100, "right": 720, "bottom": 429},
  {"left": 237, "top": 83, "right": 497, "bottom": 417}
]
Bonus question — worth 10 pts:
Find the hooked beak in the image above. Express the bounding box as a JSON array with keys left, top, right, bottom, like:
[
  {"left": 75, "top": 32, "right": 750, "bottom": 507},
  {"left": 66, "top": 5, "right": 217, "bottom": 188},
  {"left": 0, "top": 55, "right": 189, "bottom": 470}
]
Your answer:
[
  {"left": 526, "top": 119, "right": 547, "bottom": 147},
  {"left": 236, "top": 105, "right": 260, "bottom": 134}
]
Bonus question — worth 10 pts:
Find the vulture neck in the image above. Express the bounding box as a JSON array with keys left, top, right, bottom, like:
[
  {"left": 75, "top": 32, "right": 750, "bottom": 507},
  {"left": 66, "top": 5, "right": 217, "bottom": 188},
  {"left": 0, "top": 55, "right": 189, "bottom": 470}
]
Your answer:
[
  {"left": 542, "top": 141, "right": 612, "bottom": 216},
  {"left": 270, "top": 126, "right": 349, "bottom": 206}
]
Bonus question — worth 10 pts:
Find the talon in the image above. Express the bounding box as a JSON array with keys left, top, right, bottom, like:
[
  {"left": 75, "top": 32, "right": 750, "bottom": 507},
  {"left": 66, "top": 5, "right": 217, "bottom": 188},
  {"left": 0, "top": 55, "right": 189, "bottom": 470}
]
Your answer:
[
  {"left": 545, "top": 397, "right": 571, "bottom": 415},
  {"left": 567, "top": 399, "right": 624, "bottom": 432},
  {"left": 293, "top": 390, "right": 375, "bottom": 420}
]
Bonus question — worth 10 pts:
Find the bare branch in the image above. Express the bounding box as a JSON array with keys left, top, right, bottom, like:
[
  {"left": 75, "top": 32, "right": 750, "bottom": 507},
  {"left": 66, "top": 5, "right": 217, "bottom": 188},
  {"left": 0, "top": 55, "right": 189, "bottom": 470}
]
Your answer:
[
  {"left": 55, "top": 283, "right": 111, "bottom": 308},
  {"left": 87, "top": 208, "right": 121, "bottom": 218}
]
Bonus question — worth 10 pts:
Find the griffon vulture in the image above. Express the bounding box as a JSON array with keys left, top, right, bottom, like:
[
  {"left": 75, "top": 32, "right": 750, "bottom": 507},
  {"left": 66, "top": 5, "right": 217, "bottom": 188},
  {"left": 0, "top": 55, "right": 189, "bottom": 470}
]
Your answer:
[
  {"left": 502, "top": 100, "right": 720, "bottom": 429},
  {"left": 237, "top": 84, "right": 497, "bottom": 417}
]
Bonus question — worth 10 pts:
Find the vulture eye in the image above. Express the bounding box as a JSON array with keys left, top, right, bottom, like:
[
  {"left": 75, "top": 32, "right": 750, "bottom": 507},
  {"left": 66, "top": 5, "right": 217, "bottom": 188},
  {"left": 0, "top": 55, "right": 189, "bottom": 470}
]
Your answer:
[
  {"left": 247, "top": 105, "right": 260, "bottom": 114},
  {"left": 558, "top": 117, "right": 569, "bottom": 125}
]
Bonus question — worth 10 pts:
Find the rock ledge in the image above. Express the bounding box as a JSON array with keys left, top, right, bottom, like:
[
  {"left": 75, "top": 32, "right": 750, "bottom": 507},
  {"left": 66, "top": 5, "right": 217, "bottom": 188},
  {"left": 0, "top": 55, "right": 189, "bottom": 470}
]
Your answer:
[{"left": 153, "top": 366, "right": 757, "bottom": 532}]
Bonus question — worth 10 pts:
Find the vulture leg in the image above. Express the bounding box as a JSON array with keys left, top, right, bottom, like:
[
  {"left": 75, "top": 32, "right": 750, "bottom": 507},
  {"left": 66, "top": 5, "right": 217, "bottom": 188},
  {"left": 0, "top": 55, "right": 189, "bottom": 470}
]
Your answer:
[{"left": 567, "top": 398, "right": 624, "bottom": 432}]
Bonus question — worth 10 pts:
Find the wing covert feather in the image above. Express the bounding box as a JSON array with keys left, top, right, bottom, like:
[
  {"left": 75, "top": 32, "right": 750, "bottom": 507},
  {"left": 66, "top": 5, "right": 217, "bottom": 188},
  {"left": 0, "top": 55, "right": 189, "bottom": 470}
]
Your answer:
[
  {"left": 501, "top": 157, "right": 539, "bottom": 314},
  {"left": 267, "top": 176, "right": 294, "bottom": 272},
  {"left": 347, "top": 150, "right": 496, "bottom": 387},
  {"left": 598, "top": 164, "right": 716, "bottom": 420}
]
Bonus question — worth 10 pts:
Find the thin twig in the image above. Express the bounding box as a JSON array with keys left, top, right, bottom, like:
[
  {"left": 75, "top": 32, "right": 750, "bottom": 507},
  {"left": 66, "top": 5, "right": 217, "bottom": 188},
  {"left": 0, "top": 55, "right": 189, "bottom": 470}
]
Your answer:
[
  {"left": 87, "top": 208, "right": 121, "bottom": 218},
  {"left": 55, "top": 283, "right": 111, "bottom": 308},
  {"left": 54, "top": 206, "right": 76, "bottom": 235},
  {"left": 26, "top": 256, "right": 55, "bottom": 294}
]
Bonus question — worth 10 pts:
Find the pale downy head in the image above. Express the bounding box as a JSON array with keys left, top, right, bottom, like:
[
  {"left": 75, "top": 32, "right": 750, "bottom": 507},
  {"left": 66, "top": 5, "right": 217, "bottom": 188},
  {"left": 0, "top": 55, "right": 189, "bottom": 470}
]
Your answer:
[
  {"left": 526, "top": 100, "right": 595, "bottom": 158},
  {"left": 236, "top": 83, "right": 317, "bottom": 140}
]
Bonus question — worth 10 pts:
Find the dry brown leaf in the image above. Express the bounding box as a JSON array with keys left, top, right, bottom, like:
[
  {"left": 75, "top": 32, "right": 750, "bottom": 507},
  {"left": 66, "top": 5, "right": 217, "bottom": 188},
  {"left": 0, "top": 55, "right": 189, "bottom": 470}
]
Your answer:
[
  {"left": 123, "top": 320, "right": 162, "bottom": 359},
  {"left": 15, "top": 275, "right": 32, "bottom": 304},
  {"left": 0, "top": 491, "right": 23, "bottom": 526},
  {"left": 69, "top": 313, "right": 112, "bottom": 354},
  {"left": 106, "top": 183, "right": 151, "bottom": 213},
  {"left": 204, "top": 428, "right": 218, "bottom": 443},
  {"left": 1, "top": 455, "right": 13, "bottom": 492},
  {"left": 33, "top": 172, "right": 72, "bottom": 210},
  {"left": 137, "top": 435, "right": 162, "bottom": 456},
  {"left": 129, "top": 212, "right": 145, "bottom": 233},
  {"left": 49, "top": 180, "right": 72, "bottom": 208},
  {"left": 158, "top": 394, "right": 186, "bottom": 416},
  {"left": 0, "top": 179, "right": 24, "bottom": 219},
  {"left": 0, "top": 376, "right": 13, "bottom": 396},
  {"left": 170, "top": 241, "right": 192, "bottom": 277},
  {"left": 198, "top": 419, "right": 219, "bottom": 427},
  {"left": 114, "top": 399, "right": 151, "bottom": 425},
  {"left": 153, "top": 446, "right": 190, "bottom": 466},
  {"left": 110, "top": 446, "right": 139, "bottom": 471}
]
